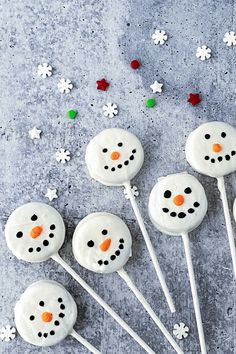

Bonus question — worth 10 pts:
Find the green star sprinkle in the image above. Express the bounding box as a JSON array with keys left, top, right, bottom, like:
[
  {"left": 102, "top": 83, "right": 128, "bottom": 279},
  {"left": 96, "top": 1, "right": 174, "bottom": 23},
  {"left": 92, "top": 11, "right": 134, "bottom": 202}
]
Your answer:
[
  {"left": 67, "top": 109, "right": 77, "bottom": 119},
  {"left": 146, "top": 98, "right": 156, "bottom": 108}
]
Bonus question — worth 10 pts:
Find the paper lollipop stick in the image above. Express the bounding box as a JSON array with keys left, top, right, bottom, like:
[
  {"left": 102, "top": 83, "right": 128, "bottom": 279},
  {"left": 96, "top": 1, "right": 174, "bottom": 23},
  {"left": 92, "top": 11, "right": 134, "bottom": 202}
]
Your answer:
[
  {"left": 72, "top": 212, "right": 183, "bottom": 354},
  {"left": 148, "top": 172, "right": 208, "bottom": 354},
  {"left": 85, "top": 128, "right": 175, "bottom": 313},
  {"left": 186, "top": 121, "right": 236, "bottom": 277},
  {"left": 5, "top": 202, "right": 155, "bottom": 354},
  {"left": 14, "top": 280, "right": 100, "bottom": 354}
]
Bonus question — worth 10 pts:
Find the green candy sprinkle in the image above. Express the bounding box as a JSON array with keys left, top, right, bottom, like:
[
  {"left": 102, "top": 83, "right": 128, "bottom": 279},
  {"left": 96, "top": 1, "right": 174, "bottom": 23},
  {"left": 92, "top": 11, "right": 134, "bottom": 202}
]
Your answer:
[
  {"left": 146, "top": 98, "right": 156, "bottom": 108},
  {"left": 67, "top": 109, "right": 77, "bottom": 119}
]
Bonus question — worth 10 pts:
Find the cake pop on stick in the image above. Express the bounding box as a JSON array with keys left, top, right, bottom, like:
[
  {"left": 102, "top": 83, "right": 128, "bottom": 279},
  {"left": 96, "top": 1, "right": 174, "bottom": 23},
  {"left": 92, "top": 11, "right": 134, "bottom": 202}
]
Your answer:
[
  {"left": 148, "top": 173, "right": 208, "bottom": 354},
  {"left": 72, "top": 212, "right": 184, "bottom": 354},
  {"left": 5, "top": 202, "right": 155, "bottom": 354},
  {"left": 85, "top": 128, "right": 175, "bottom": 313},
  {"left": 185, "top": 121, "right": 236, "bottom": 277},
  {"left": 15, "top": 280, "right": 100, "bottom": 354}
]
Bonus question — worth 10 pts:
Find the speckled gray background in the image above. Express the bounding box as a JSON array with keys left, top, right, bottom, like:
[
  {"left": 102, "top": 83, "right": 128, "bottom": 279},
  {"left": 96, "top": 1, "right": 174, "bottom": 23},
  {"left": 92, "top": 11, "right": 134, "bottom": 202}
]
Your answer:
[{"left": 0, "top": 0, "right": 236, "bottom": 353}]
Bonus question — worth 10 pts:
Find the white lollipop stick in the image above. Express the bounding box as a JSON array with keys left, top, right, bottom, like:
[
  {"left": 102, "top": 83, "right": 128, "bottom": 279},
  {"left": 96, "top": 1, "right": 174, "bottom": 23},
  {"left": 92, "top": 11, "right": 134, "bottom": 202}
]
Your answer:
[
  {"left": 124, "top": 181, "right": 175, "bottom": 313},
  {"left": 117, "top": 268, "right": 184, "bottom": 354},
  {"left": 70, "top": 329, "right": 101, "bottom": 354},
  {"left": 51, "top": 253, "right": 155, "bottom": 354},
  {"left": 181, "top": 232, "right": 207, "bottom": 354},
  {"left": 217, "top": 176, "right": 236, "bottom": 277}
]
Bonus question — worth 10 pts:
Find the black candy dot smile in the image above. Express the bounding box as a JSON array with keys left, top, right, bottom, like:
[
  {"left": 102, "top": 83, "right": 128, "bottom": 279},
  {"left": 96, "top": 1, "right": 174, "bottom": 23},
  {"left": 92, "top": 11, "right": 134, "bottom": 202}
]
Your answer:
[
  {"left": 204, "top": 151, "right": 236, "bottom": 163},
  {"left": 162, "top": 200, "right": 200, "bottom": 218}
]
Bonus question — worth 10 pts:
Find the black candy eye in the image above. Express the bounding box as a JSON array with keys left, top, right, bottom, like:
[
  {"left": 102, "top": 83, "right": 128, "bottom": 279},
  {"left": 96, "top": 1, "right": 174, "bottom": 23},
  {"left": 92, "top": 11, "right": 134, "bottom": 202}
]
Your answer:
[
  {"left": 31, "top": 214, "right": 38, "bottom": 221},
  {"left": 221, "top": 132, "right": 226, "bottom": 138},
  {"left": 205, "top": 134, "right": 210, "bottom": 139},
  {"left": 117, "top": 142, "right": 123, "bottom": 147},
  {"left": 184, "top": 187, "right": 192, "bottom": 194},
  {"left": 39, "top": 301, "right": 44, "bottom": 307},
  {"left": 102, "top": 229, "right": 108, "bottom": 235},
  {"left": 87, "top": 240, "right": 94, "bottom": 247},
  {"left": 29, "top": 315, "right": 35, "bottom": 321},
  {"left": 16, "top": 231, "right": 23, "bottom": 238},
  {"left": 102, "top": 148, "right": 108, "bottom": 153},
  {"left": 164, "top": 190, "right": 171, "bottom": 198}
]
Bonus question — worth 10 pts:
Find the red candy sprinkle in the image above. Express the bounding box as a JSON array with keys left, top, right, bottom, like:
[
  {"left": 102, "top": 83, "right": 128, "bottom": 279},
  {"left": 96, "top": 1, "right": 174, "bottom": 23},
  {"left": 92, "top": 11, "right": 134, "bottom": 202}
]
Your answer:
[
  {"left": 96, "top": 79, "right": 109, "bottom": 91},
  {"left": 188, "top": 93, "right": 201, "bottom": 106},
  {"left": 130, "top": 60, "right": 140, "bottom": 69}
]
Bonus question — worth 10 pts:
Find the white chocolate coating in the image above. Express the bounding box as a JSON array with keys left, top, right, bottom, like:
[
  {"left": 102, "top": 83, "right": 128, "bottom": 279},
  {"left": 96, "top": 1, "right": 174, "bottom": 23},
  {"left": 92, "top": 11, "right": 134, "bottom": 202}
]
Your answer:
[
  {"left": 186, "top": 121, "right": 236, "bottom": 178},
  {"left": 85, "top": 128, "right": 144, "bottom": 186},
  {"left": 5, "top": 202, "right": 65, "bottom": 262},
  {"left": 72, "top": 213, "right": 132, "bottom": 273},
  {"left": 148, "top": 173, "right": 208, "bottom": 235},
  {"left": 15, "top": 280, "right": 77, "bottom": 347}
]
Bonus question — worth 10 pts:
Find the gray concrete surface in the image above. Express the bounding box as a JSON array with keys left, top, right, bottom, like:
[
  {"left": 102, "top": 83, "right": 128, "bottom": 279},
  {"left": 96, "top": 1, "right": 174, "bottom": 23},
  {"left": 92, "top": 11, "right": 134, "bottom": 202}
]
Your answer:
[{"left": 0, "top": 0, "right": 236, "bottom": 353}]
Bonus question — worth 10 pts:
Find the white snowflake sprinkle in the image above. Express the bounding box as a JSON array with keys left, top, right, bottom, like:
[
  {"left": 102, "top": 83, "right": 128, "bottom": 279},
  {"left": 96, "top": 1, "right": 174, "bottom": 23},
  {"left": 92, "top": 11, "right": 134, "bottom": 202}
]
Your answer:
[
  {"left": 29, "top": 127, "right": 41, "bottom": 140},
  {"left": 57, "top": 79, "right": 73, "bottom": 93},
  {"left": 223, "top": 31, "right": 236, "bottom": 46},
  {"left": 0, "top": 325, "right": 16, "bottom": 342},
  {"left": 173, "top": 323, "right": 189, "bottom": 340},
  {"left": 124, "top": 186, "right": 139, "bottom": 200},
  {"left": 196, "top": 45, "right": 211, "bottom": 61},
  {"left": 103, "top": 103, "right": 118, "bottom": 118},
  {"left": 55, "top": 149, "right": 71, "bottom": 164},
  {"left": 152, "top": 30, "right": 168, "bottom": 45},
  {"left": 150, "top": 81, "right": 163, "bottom": 93},
  {"left": 37, "top": 63, "right": 52, "bottom": 78},
  {"left": 45, "top": 188, "right": 58, "bottom": 201}
]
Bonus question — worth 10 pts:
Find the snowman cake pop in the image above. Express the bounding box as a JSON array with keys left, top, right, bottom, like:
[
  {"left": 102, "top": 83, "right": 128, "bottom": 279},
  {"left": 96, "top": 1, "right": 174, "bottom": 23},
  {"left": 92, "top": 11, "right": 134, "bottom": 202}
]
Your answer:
[
  {"left": 186, "top": 121, "right": 236, "bottom": 277},
  {"left": 149, "top": 173, "right": 208, "bottom": 354},
  {"left": 15, "top": 280, "right": 100, "bottom": 353},
  {"left": 73, "top": 212, "right": 184, "bottom": 354},
  {"left": 5, "top": 202, "right": 155, "bottom": 354},
  {"left": 85, "top": 128, "right": 175, "bottom": 313}
]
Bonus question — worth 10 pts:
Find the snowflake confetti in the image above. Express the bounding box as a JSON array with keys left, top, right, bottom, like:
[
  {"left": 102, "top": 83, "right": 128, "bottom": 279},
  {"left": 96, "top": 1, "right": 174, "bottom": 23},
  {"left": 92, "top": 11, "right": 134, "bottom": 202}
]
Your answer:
[
  {"left": 223, "top": 31, "right": 236, "bottom": 46},
  {"left": 188, "top": 93, "right": 201, "bottom": 106},
  {"left": 173, "top": 323, "right": 189, "bottom": 340},
  {"left": 150, "top": 81, "right": 163, "bottom": 93},
  {"left": 124, "top": 186, "right": 139, "bottom": 200},
  {"left": 0, "top": 325, "right": 16, "bottom": 342},
  {"left": 103, "top": 103, "right": 118, "bottom": 118},
  {"left": 45, "top": 188, "right": 58, "bottom": 201},
  {"left": 96, "top": 78, "right": 109, "bottom": 91},
  {"left": 196, "top": 45, "right": 211, "bottom": 61},
  {"left": 152, "top": 30, "right": 168, "bottom": 45},
  {"left": 55, "top": 149, "right": 71, "bottom": 164},
  {"left": 37, "top": 63, "right": 52, "bottom": 78},
  {"left": 57, "top": 79, "right": 73, "bottom": 93},
  {"left": 29, "top": 127, "right": 41, "bottom": 140}
]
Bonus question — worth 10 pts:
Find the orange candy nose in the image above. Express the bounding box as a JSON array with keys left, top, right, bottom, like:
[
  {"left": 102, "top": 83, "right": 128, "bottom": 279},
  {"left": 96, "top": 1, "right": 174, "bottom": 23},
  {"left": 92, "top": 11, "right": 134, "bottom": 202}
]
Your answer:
[
  {"left": 212, "top": 143, "right": 222, "bottom": 153},
  {"left": 41, "top": 312, "right": 53, "bottom": 323},
  {"left": 110, "top": 151, "right": 120, "bottom": 160},
  {"left": 30, "top": 226, "right": 43, "bottom": 239},
  {"left": 173, "top": 194, "right": 184, "bottom": 206},
  {"left": 99, "top": 238, "right": 111, "bottom": 252}
]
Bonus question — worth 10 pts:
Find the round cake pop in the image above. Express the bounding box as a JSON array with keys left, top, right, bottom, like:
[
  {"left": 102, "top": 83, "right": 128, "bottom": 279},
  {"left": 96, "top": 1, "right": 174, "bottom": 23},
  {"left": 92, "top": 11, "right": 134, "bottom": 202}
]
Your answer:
[
  {"left": 73, "top": 212, "right": 184, "bottom": 354},
  {"left": 85, "top": 128, "right": 175, "bottom": 313},
  {"left": 185, "top": 121, "right": 236, "bottom": 178},
  {"left": 73, "top": 213, "right": 132, "bottom": 273},
  {"left": 15, "top": 280, "right": 77, "bottom": 347},
  {"left": 149, "top": 172, "right": 208, "bottom": 235},
  {"left": 5, "top": 202, "right": 65, "bottom": 262},
  {"left": 85, "top": 128, "right": 144, "bottom": 186},
  {"left": 149, "top": 172, "right": 208, "bottom": 354}
]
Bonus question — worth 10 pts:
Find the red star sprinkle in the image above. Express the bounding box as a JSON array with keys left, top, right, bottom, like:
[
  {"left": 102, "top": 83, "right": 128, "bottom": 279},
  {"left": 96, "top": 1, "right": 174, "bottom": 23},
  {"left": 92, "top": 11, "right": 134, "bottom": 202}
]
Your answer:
[
  {"left": 96, "top": 78, "right": 109, "bottom": 91},
  {"left": 188, "top": 93, "right": 201, "bottom": 106},
  {"left": 130, "top": 59, "right": 140, "bottom": 69}
]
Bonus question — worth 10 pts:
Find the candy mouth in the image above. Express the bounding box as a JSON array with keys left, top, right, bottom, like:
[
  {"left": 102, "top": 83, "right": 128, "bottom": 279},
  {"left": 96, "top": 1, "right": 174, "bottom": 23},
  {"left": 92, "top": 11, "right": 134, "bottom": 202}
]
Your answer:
[
  {"left": 162, "top": 201, "right": 200, "bottom": 219},
  {"left": 204, "top": 150, "right": 236, "bottom": 163},
  {"left": 97, "top": 238, "right": 125, "bottom": 266},
  {"left": 103, "top": 149, "right": 137, "bottom": 172}
]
